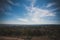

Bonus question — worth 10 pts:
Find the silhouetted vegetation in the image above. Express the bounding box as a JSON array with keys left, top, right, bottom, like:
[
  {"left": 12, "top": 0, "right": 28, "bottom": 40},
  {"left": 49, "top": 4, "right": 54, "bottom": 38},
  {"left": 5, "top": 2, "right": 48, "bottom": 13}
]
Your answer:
[{"left": 0, "top": 24, "right": 60, "bottom": 40}]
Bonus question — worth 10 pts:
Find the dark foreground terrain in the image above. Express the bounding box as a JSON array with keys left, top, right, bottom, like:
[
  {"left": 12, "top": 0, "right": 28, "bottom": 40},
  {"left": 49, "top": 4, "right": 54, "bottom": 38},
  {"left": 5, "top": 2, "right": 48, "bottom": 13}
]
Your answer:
[{"left": 0, "top": 24, "right": 60, "bottom": 40}]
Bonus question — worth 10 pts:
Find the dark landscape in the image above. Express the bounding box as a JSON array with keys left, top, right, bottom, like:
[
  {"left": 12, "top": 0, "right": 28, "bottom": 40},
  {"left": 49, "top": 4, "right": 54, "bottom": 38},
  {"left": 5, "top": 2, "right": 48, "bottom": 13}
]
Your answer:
[{"left": 0, "top": 24, "right": 60, "bottom": 40}]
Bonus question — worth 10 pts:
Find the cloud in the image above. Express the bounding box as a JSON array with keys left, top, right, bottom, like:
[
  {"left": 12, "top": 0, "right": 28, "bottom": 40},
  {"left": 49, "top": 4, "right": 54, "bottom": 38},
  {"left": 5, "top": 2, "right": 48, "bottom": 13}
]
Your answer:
[
  {"left": 17, "top": 7, "right": 56, "bottom": 24},
  {"left": 51, "top": 8, "right": 60, "bottom": 11},
  {"left": 1, "top": 20, "right": 59, "bottom": 25},
  {"left": 7, "top": 0, "right": 14, "bottom": 5},
  {"left": 7, "top": 0, "right": 20, "bottom": 6},
  {"left": 31, "top": 0, "right": 36, "bottom": 7},
  {"left": 16, "top": 0, "right": 56, "bottom": 24},
  {"left": 3, "top": 0, "right": 57, "bottom": 24},
  {"left": 25, "top": 7, "right": 56, "bottom": 17},
  {"left": 46, "top": 3, "right": 56, "bottom": 8},
  {"left": 17, "top": 18, "right": 29, "bottom": 23}
]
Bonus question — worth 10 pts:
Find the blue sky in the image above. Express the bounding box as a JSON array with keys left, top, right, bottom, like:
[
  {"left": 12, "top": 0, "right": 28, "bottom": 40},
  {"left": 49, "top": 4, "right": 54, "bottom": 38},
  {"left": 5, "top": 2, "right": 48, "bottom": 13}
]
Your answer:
[{"left": 0, "top": 0, "right": 60, "bottom": 24}]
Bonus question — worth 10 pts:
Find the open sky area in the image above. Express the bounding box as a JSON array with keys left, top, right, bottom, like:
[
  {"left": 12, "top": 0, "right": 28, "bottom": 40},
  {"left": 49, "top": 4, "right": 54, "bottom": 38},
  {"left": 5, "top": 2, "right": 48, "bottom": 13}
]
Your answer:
[{"left": 0, "top": 0, "right": 60, "bottom": 25}]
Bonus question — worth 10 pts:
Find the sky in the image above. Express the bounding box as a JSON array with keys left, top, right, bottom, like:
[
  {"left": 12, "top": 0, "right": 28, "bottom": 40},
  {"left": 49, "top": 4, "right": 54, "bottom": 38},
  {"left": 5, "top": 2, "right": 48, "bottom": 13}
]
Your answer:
[{"left": 0, "top": 0, "right": 60, "bottom": 25}]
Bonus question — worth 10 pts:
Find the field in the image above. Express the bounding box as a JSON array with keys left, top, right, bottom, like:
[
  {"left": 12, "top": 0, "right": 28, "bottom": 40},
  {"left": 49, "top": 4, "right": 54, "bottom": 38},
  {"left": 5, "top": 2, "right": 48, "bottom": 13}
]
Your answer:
[
  {"left": 0, "top": 36, "right": 49, "bottom": 40},
  {"left": 0, "top": 24, "right": 60, "bottom": 40}
]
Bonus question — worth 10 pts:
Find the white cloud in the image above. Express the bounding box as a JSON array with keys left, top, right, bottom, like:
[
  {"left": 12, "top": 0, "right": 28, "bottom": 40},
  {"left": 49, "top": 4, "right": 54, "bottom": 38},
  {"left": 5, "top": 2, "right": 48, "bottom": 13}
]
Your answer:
[
  {"left": 7, "top": 0, "right": 14, "bottom": 5},
  {"left": 31, "top": 0, "right": 36, "bottom": 7},
  {"left": 4, "top": 0, "right": 56, "bottom": 24},
  {"left": 16, "top": 0, "right": 56, "bottom": 24},
  {"left": 7, "top": 0, "right": 20, "bottom": 6},
  {"left": 17, "top": 18, "right": 29, "bottom": 22},
  {"left": 46, "top": 3, "right": 56, "bottom": 8},
  {"left": 26, "top": 7, "right": 56, "bottom": 17},
  {"left": 1, "top": 21, "right": 59, "bottom": 25},
  {"left": 17, "top": 7, "right": 56, "bottom": 24},
  {"left": 51, "top": 8, "right": 60, "bottom": 11}
]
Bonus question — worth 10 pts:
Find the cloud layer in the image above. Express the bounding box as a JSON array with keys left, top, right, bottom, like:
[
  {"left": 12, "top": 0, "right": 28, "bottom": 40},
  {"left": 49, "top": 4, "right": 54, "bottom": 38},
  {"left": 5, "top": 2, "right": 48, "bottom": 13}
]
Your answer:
[
  {"left": 16, "top": 0, "right": 56, "bottom": 24},
  {"left": 1, "top": 0, "right": 59, "bottom": 24}
]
